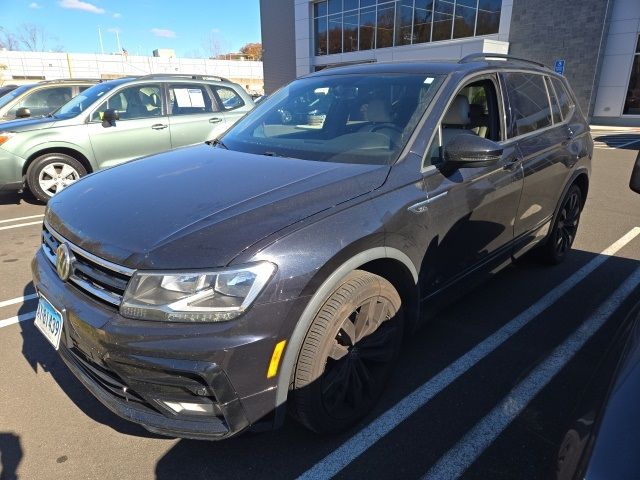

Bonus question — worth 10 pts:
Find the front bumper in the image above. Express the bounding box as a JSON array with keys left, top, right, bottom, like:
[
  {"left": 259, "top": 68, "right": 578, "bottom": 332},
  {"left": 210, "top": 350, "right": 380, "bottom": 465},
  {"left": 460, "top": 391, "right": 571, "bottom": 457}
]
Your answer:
[
  {"left": 32, "top": 249, "right": 303, "bottom": 440},
  {"left": 0, "top": 148, "right": 26, "bottom": 189}
]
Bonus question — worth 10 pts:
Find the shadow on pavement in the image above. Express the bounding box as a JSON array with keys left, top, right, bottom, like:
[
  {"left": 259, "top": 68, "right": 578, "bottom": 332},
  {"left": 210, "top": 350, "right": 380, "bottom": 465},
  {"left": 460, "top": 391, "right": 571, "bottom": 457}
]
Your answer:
[
  {"left": 0, "top": 432, "right": 22, "bottom": 480},
  {"left": 0, "top": 191, "right": 42, "bottom": 207}
]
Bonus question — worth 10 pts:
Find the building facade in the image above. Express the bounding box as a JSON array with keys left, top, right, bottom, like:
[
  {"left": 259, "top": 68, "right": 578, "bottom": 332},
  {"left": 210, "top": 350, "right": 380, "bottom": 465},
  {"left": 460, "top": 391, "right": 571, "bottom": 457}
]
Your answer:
[
  {"left": 0, "top": 50, "right": 264, "bottom": 94},
  {"left": 260, "top": 0, "right": 640, "bottom": 125}
]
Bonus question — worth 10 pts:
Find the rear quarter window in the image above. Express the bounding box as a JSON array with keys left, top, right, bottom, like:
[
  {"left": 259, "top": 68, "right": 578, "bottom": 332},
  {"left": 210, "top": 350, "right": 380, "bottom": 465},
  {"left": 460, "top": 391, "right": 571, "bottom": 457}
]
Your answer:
[
  {"left": 503, "top": 72, "right": 552, "bottom": 138},
  {"left": 550, "top": 77, "right": 575, "bottom": 120}
]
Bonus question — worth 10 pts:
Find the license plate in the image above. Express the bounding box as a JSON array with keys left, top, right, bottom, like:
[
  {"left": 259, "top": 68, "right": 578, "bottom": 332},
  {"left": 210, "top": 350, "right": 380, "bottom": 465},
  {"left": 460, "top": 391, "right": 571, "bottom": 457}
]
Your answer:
[{"left": 34, "top": 294, "right": 64, "bottom": 350}]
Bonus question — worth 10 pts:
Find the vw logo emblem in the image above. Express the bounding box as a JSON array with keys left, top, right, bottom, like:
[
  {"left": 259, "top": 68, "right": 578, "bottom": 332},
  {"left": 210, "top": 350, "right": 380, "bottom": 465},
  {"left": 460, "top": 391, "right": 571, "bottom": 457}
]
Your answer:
[{"left": 55, "top": 243, "right": 74, "bottom": 282}]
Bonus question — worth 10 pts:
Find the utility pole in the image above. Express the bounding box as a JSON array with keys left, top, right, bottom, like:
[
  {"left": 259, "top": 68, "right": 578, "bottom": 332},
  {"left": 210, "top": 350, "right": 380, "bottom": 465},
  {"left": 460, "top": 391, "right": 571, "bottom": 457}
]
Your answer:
[
  {"left": 115, "top": 30, "right": 121, "bottom": 53},
  {"left": 98, "top": 27, "right": 104, "bottom": 54}
]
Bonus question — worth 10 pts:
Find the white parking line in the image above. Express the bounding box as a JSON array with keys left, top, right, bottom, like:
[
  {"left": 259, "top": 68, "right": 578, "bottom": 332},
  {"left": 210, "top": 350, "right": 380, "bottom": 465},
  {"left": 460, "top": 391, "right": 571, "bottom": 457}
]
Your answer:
[
  {"left": 0, "top": 293, "right": 38, "bottom": 308},
  {"left": 423, "top": 265, "right": 640, "bottom": 480},
  {"left": 0, "top": 221, "right": 42, "bottom": 231},
  {"left": 0, "top": 311, "right": 36, "bottom": 329},
  {"left": 298, "top": 227, "right": 640, "bottom": 480},
  {"left": 0, "top": 214, "right": 44, "bottom": 224}
]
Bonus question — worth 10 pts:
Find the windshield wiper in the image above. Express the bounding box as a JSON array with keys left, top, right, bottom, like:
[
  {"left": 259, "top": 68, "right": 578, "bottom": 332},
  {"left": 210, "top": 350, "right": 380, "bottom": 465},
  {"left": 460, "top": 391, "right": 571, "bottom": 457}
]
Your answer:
[{"left": 206, "top": 138, "right": 228, "bottom": 149}]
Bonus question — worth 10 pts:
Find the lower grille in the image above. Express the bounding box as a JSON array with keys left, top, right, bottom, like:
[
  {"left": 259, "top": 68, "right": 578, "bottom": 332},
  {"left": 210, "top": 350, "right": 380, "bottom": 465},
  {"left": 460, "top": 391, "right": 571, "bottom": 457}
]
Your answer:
[{"left": 62, "top": 343, "right": 156, "bottom": 412}]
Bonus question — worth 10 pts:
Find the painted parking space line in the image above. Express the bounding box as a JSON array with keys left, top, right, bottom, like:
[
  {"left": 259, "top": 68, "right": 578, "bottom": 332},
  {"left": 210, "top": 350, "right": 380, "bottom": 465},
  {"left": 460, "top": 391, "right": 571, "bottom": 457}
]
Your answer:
[
  {"left": 298, "top": 227, "right": 640, "bottom": 480},
  {"left": 0, "top": 221, "right": 43, "bottom": 232},
  {"left": 0, "top": 293, "right": 38, "bottom": 309},
  {"left": 423, "top": 265, "right": 640, "bottom": 480},
  {"left": 0, "top": 214, "right": 44, "bottom": 224},
  {"left": 0, "top": 311, "right": 36, "bottom": 329}
]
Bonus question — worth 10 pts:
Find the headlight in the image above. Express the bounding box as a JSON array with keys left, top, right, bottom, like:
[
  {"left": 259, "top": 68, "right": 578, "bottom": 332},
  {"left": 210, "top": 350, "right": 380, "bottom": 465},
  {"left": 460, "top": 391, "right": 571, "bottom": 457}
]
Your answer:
[{"left": 120, "top": 262, "right": 276, "bottom": 322}]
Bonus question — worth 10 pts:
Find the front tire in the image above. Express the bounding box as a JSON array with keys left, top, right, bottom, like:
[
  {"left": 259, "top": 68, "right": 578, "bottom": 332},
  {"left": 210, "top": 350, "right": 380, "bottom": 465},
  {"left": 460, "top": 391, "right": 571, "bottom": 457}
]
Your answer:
[
  {"left": 537, "top": 184, "right": 583, "bottom": 265},
  {"left": 26, "top": 153, "right": 86, "bottom": 203},
  {"left": 289, "top": 270, "right": 403, "bottom": 433}
]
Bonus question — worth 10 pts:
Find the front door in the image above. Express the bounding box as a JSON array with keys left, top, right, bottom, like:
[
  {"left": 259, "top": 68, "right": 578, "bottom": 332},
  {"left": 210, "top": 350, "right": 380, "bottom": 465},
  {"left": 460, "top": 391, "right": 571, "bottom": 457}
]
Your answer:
[
  {"left": 420, "top": 75, "right": 524, "bottom": 296},
  {"left": 87, "top": 83, "right": 171, "bottom": 168}
]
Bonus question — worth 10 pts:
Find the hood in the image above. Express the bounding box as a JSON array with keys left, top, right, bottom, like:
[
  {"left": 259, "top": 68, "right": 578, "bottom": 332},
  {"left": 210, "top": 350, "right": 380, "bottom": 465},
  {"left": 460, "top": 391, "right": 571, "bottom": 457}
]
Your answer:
[
  {"left": 0, "top": 116, "right": 57, "bottom": 132},
  {"left": 47, "top": 144, "right": 389, "bottom": 269}
]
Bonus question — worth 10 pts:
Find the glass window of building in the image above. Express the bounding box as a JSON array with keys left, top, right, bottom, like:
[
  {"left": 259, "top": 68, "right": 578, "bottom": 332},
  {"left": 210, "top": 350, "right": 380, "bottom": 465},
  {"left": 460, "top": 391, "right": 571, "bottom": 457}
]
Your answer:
[
  {"left": 623, "top": 35, "right": 640, "bottom": 115},
  {"left": 313, "top": 0, "right": 502, "bottom": 57}
]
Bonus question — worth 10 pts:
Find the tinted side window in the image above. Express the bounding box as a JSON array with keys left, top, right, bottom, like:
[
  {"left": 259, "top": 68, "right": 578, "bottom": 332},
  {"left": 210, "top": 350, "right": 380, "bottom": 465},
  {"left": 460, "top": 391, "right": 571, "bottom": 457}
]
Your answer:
[
  {"left": 9, "top": 86, "right": 73, "bottom": 117},
  {"left": 550, "top": 77, "right": 574, "bottom": 120},
  {"left": 168, "top": 83, "right": 217, "bottom": 115},
  {"left": 503, "top": 73, "right": 552, "bottom": 138},
  {"left": 92, "top": 84, "right": 163, "bottom": 121},
  {"left": 544, "top": 77, "right": 562, "bottom": 124},
  {"left": 214, "top": 87, "right": 245, "bottom": 110}
]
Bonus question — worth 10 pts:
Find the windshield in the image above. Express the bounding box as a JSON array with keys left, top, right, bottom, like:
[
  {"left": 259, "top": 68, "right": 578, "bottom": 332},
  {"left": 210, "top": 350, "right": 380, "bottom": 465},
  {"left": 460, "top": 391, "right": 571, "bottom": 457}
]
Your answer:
[
  {"left": 53, "top": 81, "right": 122, "bottom": 119},
  {"left": 0, "top": 85, "right": 33, "bottom": 109},
  {"left": 222, "top": 73, "right": 444, "bottom": 165}
]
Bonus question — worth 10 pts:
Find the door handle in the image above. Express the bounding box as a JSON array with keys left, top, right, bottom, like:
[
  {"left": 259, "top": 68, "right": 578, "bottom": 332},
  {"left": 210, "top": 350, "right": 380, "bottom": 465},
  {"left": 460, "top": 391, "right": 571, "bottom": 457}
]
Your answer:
[
  {"left": 209, "top": 117, "right": 223, "bottom": 124},
  {"left": 503, "top": 157, "right": 522, "bottom": 171},
  {"left": 151, "top": 124, "right": 168, "bottom": 130}
]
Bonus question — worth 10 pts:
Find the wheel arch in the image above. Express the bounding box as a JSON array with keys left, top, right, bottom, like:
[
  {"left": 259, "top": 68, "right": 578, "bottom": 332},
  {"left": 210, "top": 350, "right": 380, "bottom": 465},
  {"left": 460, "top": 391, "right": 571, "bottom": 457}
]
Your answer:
[
  {"left": 273, "top": 246, "right": 418, "bottom": 424},
  {"left": 23, "top": 147, "right": 94, "bottom": 177}
]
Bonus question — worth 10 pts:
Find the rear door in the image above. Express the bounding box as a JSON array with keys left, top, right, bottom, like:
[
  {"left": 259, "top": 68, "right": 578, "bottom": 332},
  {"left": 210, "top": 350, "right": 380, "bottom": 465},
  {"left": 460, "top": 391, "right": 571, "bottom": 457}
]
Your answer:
[
  {"left": 166, "top": 83, "right": 226, "bottom": 148},
  {"left": 87, "top": 83, "right": 171, "bottom": 168},
  {"left": 420, "top": 73, "right": 524, "bottom": 296},
  {"left": 501, "top": 72, "right": 574, "bottom": 242},
  {"left": 211, "top": 85, "right": 250, "bottom": 129}
]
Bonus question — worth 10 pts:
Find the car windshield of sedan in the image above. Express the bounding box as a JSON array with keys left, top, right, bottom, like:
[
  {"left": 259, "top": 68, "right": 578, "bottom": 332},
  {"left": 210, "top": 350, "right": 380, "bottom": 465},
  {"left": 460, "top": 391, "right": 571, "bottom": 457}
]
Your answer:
[
  {"left": 53, "top": 80, "right": 124, "bottom": 119},
  {"left": 222, "top": 73, "right": 444, "bottom": 165}
]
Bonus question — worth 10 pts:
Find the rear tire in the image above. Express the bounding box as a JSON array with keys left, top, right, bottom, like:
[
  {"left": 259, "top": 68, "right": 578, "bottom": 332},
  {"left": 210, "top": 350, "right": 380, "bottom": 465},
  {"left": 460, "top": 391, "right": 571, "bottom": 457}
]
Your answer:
[
  {"left": 26, "top": 153, "right": 86, "bottom": 203},
  {"left": 289, "top": 270, "right": 403, "bottom": 433},
  {"left": 536, "top": 184, "right": 583, "bottom": 265}
]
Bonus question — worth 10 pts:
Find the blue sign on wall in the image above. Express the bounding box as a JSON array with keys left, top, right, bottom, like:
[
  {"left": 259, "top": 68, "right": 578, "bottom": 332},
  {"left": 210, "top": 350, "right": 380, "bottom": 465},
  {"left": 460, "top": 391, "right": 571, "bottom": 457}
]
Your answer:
[{"left": 554, "top": 59, "right": 565, "bottom": 75}]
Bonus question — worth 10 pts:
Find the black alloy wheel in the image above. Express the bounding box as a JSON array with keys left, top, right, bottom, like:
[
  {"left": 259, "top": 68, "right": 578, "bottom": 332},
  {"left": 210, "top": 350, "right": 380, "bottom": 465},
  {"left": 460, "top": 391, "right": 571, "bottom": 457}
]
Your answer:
[
  {"left": 538, "top": 184, "right": 583, "bottom": 264},
  {"left": 290, "top": 270, "right": 403, "bottom": 433}
]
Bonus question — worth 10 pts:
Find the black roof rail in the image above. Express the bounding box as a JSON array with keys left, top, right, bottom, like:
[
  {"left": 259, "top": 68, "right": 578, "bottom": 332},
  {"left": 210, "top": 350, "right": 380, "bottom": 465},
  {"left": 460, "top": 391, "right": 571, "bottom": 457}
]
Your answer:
[
  {"left": 458, "top": 53, "right": 548, "bottom": 69},
  {"left": 134, "top": 73, "right": 231, "bottom": 83}
]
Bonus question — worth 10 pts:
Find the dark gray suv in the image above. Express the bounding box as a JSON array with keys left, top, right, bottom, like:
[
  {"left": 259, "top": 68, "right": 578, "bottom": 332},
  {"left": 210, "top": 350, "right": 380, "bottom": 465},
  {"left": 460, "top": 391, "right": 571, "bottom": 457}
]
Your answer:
[{"left": 31, "top": 54, "right": 592, "bottom": 440}]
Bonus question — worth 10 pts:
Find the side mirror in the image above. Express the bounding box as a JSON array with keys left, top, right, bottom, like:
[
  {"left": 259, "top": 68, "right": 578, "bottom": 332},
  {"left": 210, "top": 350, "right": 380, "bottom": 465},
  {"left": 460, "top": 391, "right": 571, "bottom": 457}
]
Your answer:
[
  {"left": 443, "top": 134, "right": 503, "bottom": 168},
  {"left": 102, "top": 108, "right": 119, "bottom": 127},
  {"left": 15, "top": 107, "right": 31, "bottom": 119},
  {"left": 630, "top": 151, "right": 640, "bottom": 194}
]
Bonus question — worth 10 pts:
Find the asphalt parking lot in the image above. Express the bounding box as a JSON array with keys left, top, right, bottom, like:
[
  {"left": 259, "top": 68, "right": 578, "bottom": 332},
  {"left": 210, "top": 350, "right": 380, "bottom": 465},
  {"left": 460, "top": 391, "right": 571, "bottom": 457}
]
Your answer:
[{"left": 1, "top": 137, "right": 640, "bottom": 480}]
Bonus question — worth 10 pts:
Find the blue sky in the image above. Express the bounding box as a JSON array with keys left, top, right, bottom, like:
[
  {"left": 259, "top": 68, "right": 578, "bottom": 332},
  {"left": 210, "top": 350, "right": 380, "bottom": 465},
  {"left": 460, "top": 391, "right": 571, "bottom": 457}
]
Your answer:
[{"left": 0, "top": 0, "right": 262, "bottom": 57}]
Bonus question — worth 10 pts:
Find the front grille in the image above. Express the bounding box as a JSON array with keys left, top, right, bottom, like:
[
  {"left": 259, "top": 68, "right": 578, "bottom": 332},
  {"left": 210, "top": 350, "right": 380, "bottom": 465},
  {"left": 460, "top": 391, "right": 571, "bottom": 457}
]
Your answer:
[{"left": 41, "top": 222, "right": 134, "bottom": 307}]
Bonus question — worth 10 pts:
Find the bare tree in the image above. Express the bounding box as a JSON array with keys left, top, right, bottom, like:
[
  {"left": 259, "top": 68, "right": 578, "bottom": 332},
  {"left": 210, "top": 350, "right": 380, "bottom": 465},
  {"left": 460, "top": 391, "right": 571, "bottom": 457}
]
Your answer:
[
  {"left": 201, "top": 31, "right": 222, "bottom": 59},
  {"left": 0, "top": 27, "right": 20, "bottom": 51},
  {"left": 17, "top": 23, "right": 54, "bottom": 51}
]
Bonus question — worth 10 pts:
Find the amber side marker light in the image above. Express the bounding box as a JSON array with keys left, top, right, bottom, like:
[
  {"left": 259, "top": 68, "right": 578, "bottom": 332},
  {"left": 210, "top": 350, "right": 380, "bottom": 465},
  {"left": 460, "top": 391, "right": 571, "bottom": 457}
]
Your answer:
[
  {"left": 267, "top": 340, "right": 287, "bottom": 379},
  {"left": 0, "top": 133, "right": 16, "bottom": 146}
]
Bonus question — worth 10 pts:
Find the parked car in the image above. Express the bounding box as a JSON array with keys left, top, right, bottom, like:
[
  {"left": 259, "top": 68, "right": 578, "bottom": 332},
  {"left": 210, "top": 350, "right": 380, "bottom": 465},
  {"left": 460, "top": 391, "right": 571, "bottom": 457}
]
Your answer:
[
  {"left": 0, "top": 79, "right": 97, "bottom": 121},
  {"left": 556, "top": 152, "right": 640, "bottom": 479},
  {"left": 0, "top": 84, "right": 19, "bottom": 99},
  {"left": 32, "top": 54, "right": 592, "bottom": 440},
  {"left": 0, "top": 74, "right": 254, "bottom": 201}
]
